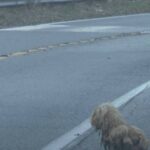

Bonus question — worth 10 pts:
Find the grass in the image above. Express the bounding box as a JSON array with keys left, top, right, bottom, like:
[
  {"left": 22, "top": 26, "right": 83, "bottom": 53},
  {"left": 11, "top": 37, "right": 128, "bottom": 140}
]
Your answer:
[
  {"left": 0, "top": 0, "right": 150, "bottom": 28},
  {"left": 0, "top": 0, "right": 16, "bottom": 1}
]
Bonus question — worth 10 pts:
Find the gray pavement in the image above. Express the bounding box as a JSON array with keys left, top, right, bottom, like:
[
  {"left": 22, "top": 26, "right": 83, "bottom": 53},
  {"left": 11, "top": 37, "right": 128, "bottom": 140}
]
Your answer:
[
  {"left": 0, "top": 14, "right": 150, "bottom": 150},
  {"left": 70, "top": 88, "right": 150, "bottom": 150},
  {"left": 0, "top": 13, "right": 150, "bottom": 55},
  {"left": 0, "top": 34, "right": 150, "bottom": 150}
]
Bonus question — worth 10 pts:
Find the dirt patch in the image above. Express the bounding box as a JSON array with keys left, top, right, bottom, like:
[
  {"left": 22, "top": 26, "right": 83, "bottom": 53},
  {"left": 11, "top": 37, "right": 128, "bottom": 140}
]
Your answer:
[{"left": 0, "top": 0, "right": 150, "bottom": 28}]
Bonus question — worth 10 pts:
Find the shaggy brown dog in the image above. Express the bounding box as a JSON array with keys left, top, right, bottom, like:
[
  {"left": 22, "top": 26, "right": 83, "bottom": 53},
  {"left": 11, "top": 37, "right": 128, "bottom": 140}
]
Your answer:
[{"left": 91, "top": 103, "right": 149, "bottom": 150}]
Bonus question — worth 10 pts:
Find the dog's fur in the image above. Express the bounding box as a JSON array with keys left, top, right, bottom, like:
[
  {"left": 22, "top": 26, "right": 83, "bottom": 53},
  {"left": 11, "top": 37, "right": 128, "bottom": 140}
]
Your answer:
[{"left": 91, "top": 103, "right": 149, "bottom": 150}]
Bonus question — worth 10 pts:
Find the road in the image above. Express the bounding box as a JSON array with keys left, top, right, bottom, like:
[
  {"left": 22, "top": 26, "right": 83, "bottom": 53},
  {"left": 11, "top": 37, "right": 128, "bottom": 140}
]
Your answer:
[
  {"left": 1, "top": 13, "right": 150, "bottom": 54},
  {"left": 71, "top": 88, "right": 150, "bottom": 150},
  {"left": 0, "top": 13, "right": 150, "bottom": 150}
]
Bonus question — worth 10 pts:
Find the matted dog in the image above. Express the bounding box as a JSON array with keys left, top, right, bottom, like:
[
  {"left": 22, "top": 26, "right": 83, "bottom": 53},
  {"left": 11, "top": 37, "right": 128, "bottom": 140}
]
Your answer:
[{"left": 91, "top": 103, "right": 149, "bottom": 150}]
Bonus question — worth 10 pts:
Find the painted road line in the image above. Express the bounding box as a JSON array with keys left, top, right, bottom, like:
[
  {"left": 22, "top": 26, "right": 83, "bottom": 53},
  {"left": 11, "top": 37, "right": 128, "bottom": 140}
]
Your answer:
[
  {"left": 43, "top": 118, "right": 91, "bottom": 150},
  {"left": 53, "top": 13, "right": 150, "bottom": 25},
  {"left": 0, "top": 24, "right": 68, "bottom": 31},
  {"left": 0, "top": 13, "right": 149, "bottom": 31},
  {"left": 64, "top": 26, "right": 121, "bottom": 32},
  {"left": 112, "top": 81, "right": 150, "bottom": 108},
  {"left": 42, "top": 80, "right": 150, "bottom": 150}
]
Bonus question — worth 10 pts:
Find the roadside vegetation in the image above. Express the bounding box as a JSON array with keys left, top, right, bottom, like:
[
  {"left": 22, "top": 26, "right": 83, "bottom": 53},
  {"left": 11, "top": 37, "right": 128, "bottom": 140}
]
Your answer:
[{"left": 0, "top": 0, "right": 150, "bottom": 28}]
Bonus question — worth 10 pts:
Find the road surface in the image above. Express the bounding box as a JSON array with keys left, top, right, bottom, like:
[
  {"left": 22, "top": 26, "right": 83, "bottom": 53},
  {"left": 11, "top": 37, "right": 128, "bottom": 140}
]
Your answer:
[
  {"left": 0, "top": 13, "right": 150, "bottom": 150},
  {"left": 71, "top": 88, "right": 150, "bottom": 150}
]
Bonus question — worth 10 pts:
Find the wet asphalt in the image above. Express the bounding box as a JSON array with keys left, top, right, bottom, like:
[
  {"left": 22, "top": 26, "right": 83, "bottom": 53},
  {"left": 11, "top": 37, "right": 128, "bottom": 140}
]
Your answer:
[
  {"left": 71, "top": 88, "right": 150, "bottom": 150},
  {"left": 0, "top": 14, "right": 150, "bottom": 150}
]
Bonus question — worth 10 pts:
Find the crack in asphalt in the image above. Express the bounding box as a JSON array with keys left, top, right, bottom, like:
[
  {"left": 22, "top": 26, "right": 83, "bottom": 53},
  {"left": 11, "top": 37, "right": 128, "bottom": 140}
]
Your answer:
[{"left": 0, "top": 31, "right": 150, "bottom": 61}]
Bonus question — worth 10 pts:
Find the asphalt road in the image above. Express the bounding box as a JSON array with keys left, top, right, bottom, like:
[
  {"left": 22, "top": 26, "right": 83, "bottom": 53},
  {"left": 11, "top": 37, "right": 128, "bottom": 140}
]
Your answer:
[
  {"left": 0, "top": 14, "right": 150, "bottom": 150},
  {"left": 0, "top": 13, "right": 150, "bottom": 54},
  {"left": 71, "top": 88, "right": 150, "bottom": 150}
]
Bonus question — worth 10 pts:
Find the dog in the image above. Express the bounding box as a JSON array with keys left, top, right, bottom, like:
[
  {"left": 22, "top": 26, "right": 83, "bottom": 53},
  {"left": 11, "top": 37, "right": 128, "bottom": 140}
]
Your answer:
[{"left": 91, "top": 103, "right": 149, "bottom": 150}]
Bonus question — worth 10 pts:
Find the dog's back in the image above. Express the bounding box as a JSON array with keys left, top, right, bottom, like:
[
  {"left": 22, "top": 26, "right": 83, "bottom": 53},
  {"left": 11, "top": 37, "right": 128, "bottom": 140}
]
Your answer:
[
  {"left": 108, "top": 124, "right": 149, "bottom": 150},
  {"left": 129, "top": 125, "right": 149, "bottom": 150}
]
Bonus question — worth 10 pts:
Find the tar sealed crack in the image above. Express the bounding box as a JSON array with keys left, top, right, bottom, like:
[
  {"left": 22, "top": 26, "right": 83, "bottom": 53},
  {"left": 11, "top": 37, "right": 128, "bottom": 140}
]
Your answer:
[{"left": 0, "top": 31, "right": 150, "bottom": 61}]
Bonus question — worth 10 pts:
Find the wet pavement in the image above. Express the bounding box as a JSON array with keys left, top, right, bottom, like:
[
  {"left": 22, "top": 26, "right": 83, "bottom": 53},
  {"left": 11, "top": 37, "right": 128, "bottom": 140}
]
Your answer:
[
  {"left": 0, "top": 14, "right": 150, "bottom": 150},
  {"left": 70, "top": 88, "right": 150, "bottom": 150}
]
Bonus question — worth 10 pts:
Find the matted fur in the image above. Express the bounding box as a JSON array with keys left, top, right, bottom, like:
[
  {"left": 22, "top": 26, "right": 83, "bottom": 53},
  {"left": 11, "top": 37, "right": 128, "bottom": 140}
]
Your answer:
[{"left": 91, "top": 103, "right": 149, "bottom": 150}]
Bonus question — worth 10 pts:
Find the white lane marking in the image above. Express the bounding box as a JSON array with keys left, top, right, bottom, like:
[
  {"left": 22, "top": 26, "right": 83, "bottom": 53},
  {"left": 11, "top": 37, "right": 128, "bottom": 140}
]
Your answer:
[
  {"left": 42, "top": 80, "right": 150, "bottom": 150},
  {"left": 52, "top": 13, "right": 150, "bottom": 25},
  {"left": 0, "top": 13, "right": 149, "bottom": 31},
  {"left": 43, "top": 119, "right": 91, "bottom": 150},
  {"left": 112, "top": 81, "right": 150, "bottom": 107},
  {"left": 64, "top": 26, "right": 121, "bottom": 32},
  {"left": 0, "top": 24, "right": 68, "bottom": 31}
]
